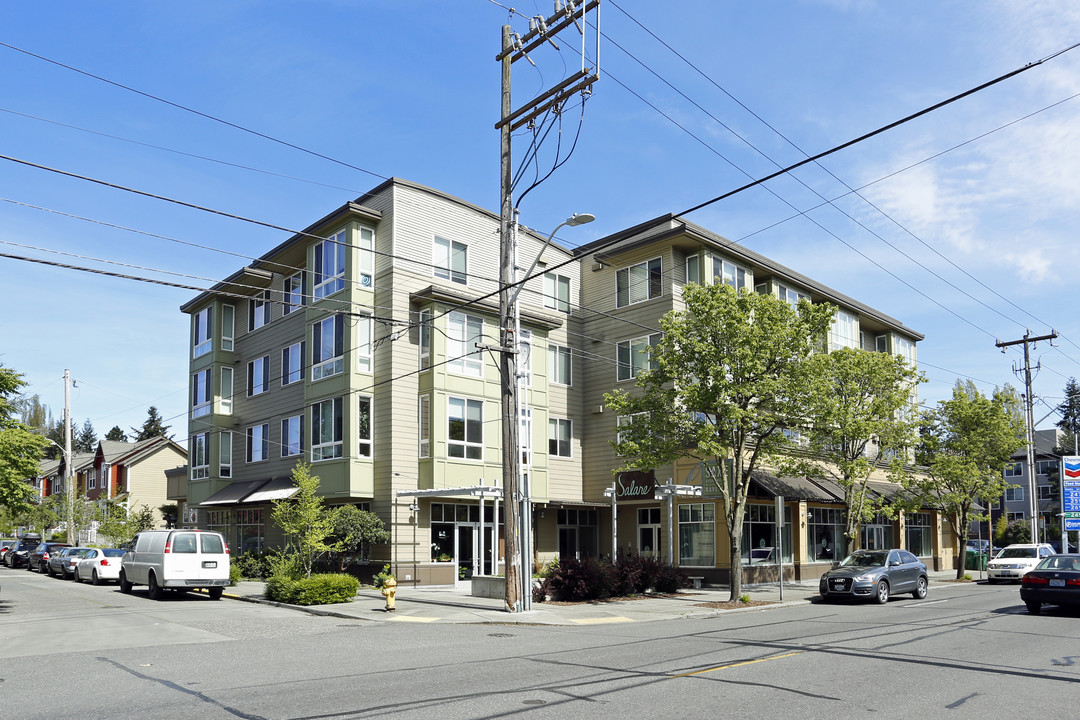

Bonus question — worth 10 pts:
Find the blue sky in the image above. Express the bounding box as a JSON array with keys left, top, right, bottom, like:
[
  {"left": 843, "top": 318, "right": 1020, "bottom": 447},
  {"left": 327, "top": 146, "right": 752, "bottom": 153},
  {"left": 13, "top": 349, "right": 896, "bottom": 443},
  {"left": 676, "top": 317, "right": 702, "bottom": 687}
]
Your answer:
[{"left": 3, "top": 1, "right": 1080, "bottom": 442}]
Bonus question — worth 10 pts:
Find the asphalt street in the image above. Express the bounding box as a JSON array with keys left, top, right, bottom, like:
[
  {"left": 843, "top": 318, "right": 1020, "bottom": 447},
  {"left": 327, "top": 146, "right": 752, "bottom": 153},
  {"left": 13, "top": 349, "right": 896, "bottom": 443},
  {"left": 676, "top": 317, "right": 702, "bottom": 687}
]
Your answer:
[{"left": 2, "top": 564, "right": 1078, "bottom": 719}]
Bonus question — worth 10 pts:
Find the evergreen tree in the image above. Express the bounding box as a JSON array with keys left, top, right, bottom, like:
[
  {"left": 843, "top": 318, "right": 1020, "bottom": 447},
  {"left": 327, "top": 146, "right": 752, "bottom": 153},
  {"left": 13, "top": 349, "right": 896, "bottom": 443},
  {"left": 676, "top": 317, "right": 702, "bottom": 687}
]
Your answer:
[
  {"left": 105, "top": 426, "right": 128, "bottom": 442},
  {"left": 1055, "top": 378, "right": 1080, "bottom": 455},
  {"left": 130, "top": 406, "right": 171, "bottom": 441},
  {"left": 74, "top": 418, "right": 98, "bottom": 454}
]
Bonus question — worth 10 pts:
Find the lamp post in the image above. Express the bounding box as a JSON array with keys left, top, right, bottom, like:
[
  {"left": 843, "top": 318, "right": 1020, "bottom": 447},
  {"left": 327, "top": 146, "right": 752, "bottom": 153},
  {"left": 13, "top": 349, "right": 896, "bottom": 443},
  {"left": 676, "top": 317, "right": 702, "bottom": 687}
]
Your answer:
[{"left": 502, "top": 212, "right": 594, "bottom": 612}]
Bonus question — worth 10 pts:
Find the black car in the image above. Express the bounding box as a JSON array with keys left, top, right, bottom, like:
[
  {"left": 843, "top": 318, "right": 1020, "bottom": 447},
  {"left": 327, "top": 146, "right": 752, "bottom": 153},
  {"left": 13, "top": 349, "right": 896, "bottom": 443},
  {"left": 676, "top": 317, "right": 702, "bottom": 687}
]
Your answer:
[
  {"left": 1020, "top": 554, "right": 1080, "bottom": 614},
  {"left": 819, "top": 549, "right": 929, "bottom": 603},
  {"left": 5, "top": 533, "right": 43, "bottom": 569},
  {"left": 27, "top": 542, "right": 71, "bottom": 573}
]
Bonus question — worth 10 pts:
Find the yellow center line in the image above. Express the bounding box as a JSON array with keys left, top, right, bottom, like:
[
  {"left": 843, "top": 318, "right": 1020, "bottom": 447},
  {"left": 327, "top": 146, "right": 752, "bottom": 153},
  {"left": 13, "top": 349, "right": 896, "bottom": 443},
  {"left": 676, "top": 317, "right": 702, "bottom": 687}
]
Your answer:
[{"left": 670, "top": 651, "right": 803, "bottom": 678}]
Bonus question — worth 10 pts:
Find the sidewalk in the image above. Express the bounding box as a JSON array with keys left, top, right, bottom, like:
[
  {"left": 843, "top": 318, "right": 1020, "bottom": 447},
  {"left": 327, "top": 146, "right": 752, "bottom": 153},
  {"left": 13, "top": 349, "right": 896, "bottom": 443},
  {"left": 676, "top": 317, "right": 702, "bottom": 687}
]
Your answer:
[{"left": 218, "top": 569, "right": 969, "bottom": 626}]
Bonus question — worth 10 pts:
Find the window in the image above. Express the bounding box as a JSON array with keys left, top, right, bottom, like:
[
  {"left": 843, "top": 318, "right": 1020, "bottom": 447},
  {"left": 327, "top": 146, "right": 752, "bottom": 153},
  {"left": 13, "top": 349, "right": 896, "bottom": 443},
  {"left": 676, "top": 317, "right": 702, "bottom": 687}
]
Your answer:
[
  {"left": 284, "top": 273, "right": 304, "bottom": 315},
  {"left": 1007, "top": 511, "right": 1025, "bottom": 523},
  {"left": 246, "top": 424, "right": 269, "bottom": 463},
  {"left": 549, "top": 418, "right": 572, "bottom": 458},
  {"left": 678, "top": 502, "right": 715, "bottom": 566},
  {"left": 617, "top": 333, "right": 661, "bottom": 381},
  {"left": 357, "top": 314, "right": 372, "bottom": 373},
  {"left": 616, "top": 257, "right": 662, "bottom": 307},
  {"left": 616, "top": 413, "right": 646, "bottom": 449},
  {"left": 237, "top": 508, "right": 264, "bottom": 555},
  {"left": 312, "top": 397, "right": 343, "bottom": 461},
  {"left": 548, "top": 343, "right": 572, "bottom": 385},
  {"left": 544, "top": 272, "right": 571, "bottom": 312},
  {"left": 191, "top": 369, "right": 211, "bottom": 418},
  {"left": 219, "top": 431, "right": 232, "bottom": 478},
  {"left": 519, "top": 329, "right": 532, "bottom": 386},
  {"left": 358, "top": 227, "right": 374, "bottom": 288},
  {"left": 520, "top": 407, "right": 532, "bottom": 466},
  {"left": 358, "top": 396, "right": 372, "bottom": 457},
  {"left": 419, "top": 309, "right": 432, "bottom": 370},
  {"left": 419, "top": 394, "right": 431, "bottom": 458},
  {"left": 448, "top": 397, "right": 483, "bottom": 460},
  {"left": 434, "top": 236, "right": 467, "bottom": 284},
  {"left": 894, "top": 335, "right": 916, "bottom": 366},
  {"left": 1005, "top": 485, "right": 1024, "bottom": 502},
  {"left": 1038, "top": 485, "right": 1054, "bottom": 500},
  {"left": 247, "top": 356, "right": 270, "bottom": 396},
  {"left": 220, "top": 367, "right": 234, "bottom": 415},
  {"left": 638, "top": 507, "right": 662, "bottom": 558},
  {"left": 221, "top": 305, "right": 235, "bottom": 351},
  {"left": 860, "top": 513, "right": 894, "bottom": 550},
  {"left": 88, "top": 469, "right": 97, "bottom": 490},
  {"left": 830, "top": 309, "right": 858, "bottom": 351},
  {"left": 1036, "top": 460, "right": 1057, "bottom": 477},
  {"left": 685, "top": 254, "right": 701, "bottom": 285},
  {"left": 281, "top": 415, "right": 304, "bottom": 458},
  {"left": 808, "top": 507, "right": 845, "bottom": 562},
  {"left": 193, "top": 307, "right": 212, "bottom": 357},
  {"left": 249, "top": 290, "right": 271, "bottom": 331},
  {"left": 741, "top": 503, "right": 792, "bottom": 565},
  {"left": 448, "top": 312, "right": 484, "bottom": 376},
  {"left": 314, "top": 233, "right": 346, "bottom": 298},
  {"left": 282, "top": 342, "right": 305, "bottom": 386},
  {"left": 1004, "top": 462, "right": 1023, "bottom": 478},
  {"left": 557, "top": 508, "right": 598, "bottom": 560},
  {"left": 777, "top": 283, "right": 809, "bottom": 309},
  {"left": 312, "top": 315, "right": 345, "bottom": 380},
  {"left": 711, "top": 256, "right": 749, "bottom": 290},
  {"left": 191, "top": 433, "right": 209, "bottom": 480}
]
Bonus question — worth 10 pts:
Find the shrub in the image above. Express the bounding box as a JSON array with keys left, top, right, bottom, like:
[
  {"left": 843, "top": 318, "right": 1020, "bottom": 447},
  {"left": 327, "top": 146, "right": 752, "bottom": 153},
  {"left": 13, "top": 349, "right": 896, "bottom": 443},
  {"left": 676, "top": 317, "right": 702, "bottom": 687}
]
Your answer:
[
  {"left": 543, "top": 557, "right": 615, "bottom": 601},
  {"left": 371, "top": 564, "right": 395, "bottom": 590},
  {"left": 234, "top": 550, "right": 272, "bottom": 580},
  {"left": 652, "top": 563, "right": 689, "bottom": 594},
  {"left": 229, "top": 563, "right": 242, "bottom": 586},
  {"left": 533, "top": 579, "right": 550, "bottom": 603},
  {"left": 290, "top": 574, "right": 359, "bottom": 605}
]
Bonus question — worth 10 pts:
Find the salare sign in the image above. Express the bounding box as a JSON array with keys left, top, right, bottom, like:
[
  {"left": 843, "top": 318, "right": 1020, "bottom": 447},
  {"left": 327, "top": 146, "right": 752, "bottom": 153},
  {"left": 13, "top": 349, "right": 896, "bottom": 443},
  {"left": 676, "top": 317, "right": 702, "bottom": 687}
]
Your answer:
[{"left": 615, "top": 470, "right": 656, "bottom": 501}]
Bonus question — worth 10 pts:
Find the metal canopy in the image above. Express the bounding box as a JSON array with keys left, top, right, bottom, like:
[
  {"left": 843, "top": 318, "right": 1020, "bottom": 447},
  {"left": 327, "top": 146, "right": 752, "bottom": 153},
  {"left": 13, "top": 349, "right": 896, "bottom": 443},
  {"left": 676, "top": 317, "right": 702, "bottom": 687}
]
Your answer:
[{"left": 396, "top": 486, "right": 503, "bottom": 499}]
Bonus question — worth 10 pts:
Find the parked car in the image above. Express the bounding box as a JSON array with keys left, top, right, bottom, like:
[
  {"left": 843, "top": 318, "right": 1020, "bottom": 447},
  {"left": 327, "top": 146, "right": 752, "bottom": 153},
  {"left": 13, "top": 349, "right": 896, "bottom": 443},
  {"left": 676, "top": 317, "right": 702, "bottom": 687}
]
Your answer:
[
  {"left": 1020, "top": 554, "right": 1080, "bottom": 614},
  {"left": 0, "top": 539, "right": 15, "bottom": 564},
  {"left": 5, "top": 533, "right": 42, "bottom": 568},
  {"left": 819, "top": 549, "right": 929, "bottom": 603},
  {"left": 120, "top": 529, "right": 230, "bottom": 600},
  {"left": 47, "top": 547, "right": 92, "bottom": 578},
  {"left": 74, "top": 548, "right": 126, "bottom": 585},
  {"left": 28, "top": 542, "right": 71, "bottom": 573},
  {"left": 986, "top": 543, "right": 1055, "bottom": 583}
]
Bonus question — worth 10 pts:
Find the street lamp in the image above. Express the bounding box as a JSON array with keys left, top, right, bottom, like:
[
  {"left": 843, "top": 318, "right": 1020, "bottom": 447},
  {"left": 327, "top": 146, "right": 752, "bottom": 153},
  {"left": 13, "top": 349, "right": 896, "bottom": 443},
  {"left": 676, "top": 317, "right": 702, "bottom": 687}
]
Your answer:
[{"left": 503, "top": 212, "right": 594, "bottom": 612}]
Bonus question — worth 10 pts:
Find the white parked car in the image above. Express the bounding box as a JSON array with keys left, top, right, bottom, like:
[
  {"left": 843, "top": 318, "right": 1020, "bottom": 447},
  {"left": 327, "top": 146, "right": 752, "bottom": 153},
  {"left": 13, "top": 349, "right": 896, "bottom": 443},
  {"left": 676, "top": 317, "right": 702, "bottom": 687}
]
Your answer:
[
  {"left": 986, "top": 543, "right": 1055, "bottom": 583},
  {"left": 120, "top": 529, "right": 230, "bottom": 600},
  {"left": 74, "top": 548, "right": 126, "bottom": 585}
]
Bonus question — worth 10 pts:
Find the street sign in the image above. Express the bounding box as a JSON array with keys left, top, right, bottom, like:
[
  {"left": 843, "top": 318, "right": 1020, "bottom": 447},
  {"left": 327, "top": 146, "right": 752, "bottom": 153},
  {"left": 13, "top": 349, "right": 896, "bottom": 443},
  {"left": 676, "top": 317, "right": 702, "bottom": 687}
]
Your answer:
[{"left": 1066, "top": 518, "right": 1080, "bottom": 532}]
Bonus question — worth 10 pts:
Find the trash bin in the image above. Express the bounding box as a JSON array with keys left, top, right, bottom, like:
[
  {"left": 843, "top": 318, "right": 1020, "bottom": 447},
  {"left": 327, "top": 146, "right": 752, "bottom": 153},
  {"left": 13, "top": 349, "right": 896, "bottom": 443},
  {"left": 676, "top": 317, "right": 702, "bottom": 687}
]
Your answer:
[{"left": 965, "top": 550, "right": 986, "bottom": 570}]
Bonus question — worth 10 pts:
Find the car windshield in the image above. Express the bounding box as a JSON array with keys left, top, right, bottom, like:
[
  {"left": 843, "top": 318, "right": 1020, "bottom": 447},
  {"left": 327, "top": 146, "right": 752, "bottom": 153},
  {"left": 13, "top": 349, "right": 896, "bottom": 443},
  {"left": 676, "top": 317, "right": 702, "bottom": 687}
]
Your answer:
[
  {"left": 999, "top": 547, "right": 1038, "bottom": 559},
  {"left": 839, "top": 551, "right": 888, "bottom": 567},
  {"left": 1037, "top": 556, "right": 1080, "bottom": 571}
]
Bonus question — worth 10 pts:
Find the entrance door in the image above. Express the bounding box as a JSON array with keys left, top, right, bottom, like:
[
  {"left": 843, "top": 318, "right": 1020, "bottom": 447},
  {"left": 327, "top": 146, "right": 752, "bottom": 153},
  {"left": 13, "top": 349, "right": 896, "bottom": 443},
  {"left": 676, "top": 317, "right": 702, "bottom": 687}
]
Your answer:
[
  {"left": 456, "top": 524, "right": 478, "bottom": 584},
  {"left": 637, "top": 507, "right": 662, "bottom": 558},
  {"left": 559, "top": 527, "right": 578, "bottom": 560}
]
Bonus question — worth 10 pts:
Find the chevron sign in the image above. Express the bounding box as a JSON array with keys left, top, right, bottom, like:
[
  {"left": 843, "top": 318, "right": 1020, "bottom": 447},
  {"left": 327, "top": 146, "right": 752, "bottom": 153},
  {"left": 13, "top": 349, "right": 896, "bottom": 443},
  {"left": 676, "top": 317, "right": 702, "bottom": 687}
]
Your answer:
[{"left": 1065, "top": 457, "right": 1080, "bottom": 479}]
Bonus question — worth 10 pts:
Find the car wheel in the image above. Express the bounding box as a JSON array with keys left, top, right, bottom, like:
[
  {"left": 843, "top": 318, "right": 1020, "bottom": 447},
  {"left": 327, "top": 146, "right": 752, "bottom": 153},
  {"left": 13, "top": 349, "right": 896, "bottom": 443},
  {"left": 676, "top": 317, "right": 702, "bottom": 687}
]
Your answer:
[
  {"left": 875, "top": 580, "right": 890, "bottom": 604},
  {"left": 119, "top": 571, "right": 133, "bottom": 594},
  {"left": 208, "top": 586, "right": 224, "bottom": 600},
  {"left": 45, "top": 564, "right": 54, "bottom": 577},
  {"left": 74, "top": 568, "right": 81, "bottom": 583},
  {"left": 912, "top": 576, "right": 928, "bottom": 600},
  {"left": 148, "top": 573, "right": 163, "bottom": 600},
  {"left": 987, "top": 578, "right": 997, "bottom": 585},
  {"left": 1026, "top": 600, "right": 1042, "bottom": 614},
  {"left": 92, "top": 570, "right": 101, "bottom": 586}
]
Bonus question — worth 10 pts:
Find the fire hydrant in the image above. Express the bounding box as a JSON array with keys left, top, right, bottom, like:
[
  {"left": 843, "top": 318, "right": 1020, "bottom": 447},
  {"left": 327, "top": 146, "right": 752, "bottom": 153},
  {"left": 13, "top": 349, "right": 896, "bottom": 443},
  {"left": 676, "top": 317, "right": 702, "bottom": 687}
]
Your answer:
[{"left": 381, "top": 577, "right": 397, "bottom": 611}]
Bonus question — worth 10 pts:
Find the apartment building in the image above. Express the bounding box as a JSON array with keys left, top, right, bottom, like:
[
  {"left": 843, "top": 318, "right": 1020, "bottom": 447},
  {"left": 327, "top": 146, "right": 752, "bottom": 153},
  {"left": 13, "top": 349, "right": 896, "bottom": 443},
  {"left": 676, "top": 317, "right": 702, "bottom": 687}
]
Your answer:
[
  {"left": 181, "top": 179, "right": 950, "bottom": 587},
  {"left": 983, "top": 428, "right": 1063, "bottom": 540}
]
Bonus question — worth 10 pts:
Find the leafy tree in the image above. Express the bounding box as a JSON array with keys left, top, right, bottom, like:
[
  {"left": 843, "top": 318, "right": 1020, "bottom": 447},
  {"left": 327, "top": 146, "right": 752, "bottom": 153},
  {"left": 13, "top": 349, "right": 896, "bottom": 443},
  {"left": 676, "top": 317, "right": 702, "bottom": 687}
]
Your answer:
[
  {"left": 74, "top": 418, "right": 98, "bottom": 454},
  {"left": 998, "top": 518, "right": 1031, "bottom": 545},
  {"left": 0, "top": 364, "right": 51, "bottom": 514},
  {"left": 16, "top": 393, "right": 52, "bottom": 431},
  {"left": 131, "top": 406, "right": 171, "bottom": 442},
  {"left": 328, "top": 505, "right": 391, "bottom": 571},
  {"left": 910, "top": 381, "right": 1026, "bottom": 579},
  {"left": 159, "top": 503, "right": 178, "bottom": 528},
  {"left": 604, "top": 283, "right": 835, "bottom": 601},
  {"left": 105, "top": 426, "right": 128, "bottom": 442},
  {"left": 787, "top": 347, "right": 923, "bottom": 557},
  {"left": 272, "top": 462, "right": 334, "bottom": 579},
  {"left": 98, "top": 501, "right": 156, "bottom": 547}
]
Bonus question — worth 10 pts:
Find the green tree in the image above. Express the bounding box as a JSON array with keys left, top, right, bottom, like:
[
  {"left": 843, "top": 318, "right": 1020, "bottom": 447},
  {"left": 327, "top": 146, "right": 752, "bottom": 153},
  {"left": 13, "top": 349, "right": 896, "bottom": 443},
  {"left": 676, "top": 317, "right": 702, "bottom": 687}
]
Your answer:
[
  {"left": 604, "top": 283, "right": 835, "bottom": 601},
  {"left": 0, "top": 364, "right": 50, "bottom": 514},
  {"left": 130, "top": 406, "right": 171, "bottom": 442},
  {"left": 328, "top": 505, "right": 391, "bottom": 571},
  {"left": 271, "top": 462, "right": 334, "bottom": 579},
  {"left": 16, "top": 393, "right": 52, "bottom": 431},
  {"left": 105, "top": 426, "right": 128, "bottom": 442},
  {"left": 1054, "top": 377, "right": 1080, "bottom": 456},
  {"left": 786, "top": 347, "right": 923, "bottom": 557},
  {"left": 910, "top": 381, "right": 1026, "bottom": 579},
  {"left": 74, "top": 418, "right": 98, "bottom": 454},
  {"left": 97, "top": 501, "right": 156, "bottom": 547}
]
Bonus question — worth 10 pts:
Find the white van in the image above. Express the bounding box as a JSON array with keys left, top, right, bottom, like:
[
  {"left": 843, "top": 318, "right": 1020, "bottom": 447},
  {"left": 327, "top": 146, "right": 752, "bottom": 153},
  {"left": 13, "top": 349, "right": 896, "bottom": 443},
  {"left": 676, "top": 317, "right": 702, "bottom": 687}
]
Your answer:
[{"left": 120, "top": 529, "right": 230, "bottom": 600}]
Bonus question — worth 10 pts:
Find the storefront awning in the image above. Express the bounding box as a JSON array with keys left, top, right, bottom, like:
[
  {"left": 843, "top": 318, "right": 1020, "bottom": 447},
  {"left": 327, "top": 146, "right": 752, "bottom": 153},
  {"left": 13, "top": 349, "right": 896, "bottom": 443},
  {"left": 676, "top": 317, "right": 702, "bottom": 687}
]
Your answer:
[
  {"left": 242, "top": 477, "right": 299, "bottom": 504},
  {"left": 199, "top": 479, "right": 269, "bottom": 506},
  {"left": 396, "top": 486, "right": 502, "bottom": 499},
  {"left": 750, "top": 470, "right": 845, "bottom": 503}
]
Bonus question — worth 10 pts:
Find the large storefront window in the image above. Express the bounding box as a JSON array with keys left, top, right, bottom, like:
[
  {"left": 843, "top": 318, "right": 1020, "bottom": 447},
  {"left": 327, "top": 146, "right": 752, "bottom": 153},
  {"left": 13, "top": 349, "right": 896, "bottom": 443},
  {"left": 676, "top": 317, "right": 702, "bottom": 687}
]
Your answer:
[
  {"left": 429, "top": 502, "right": 496, "bottom": 578},
  {"left": 906, "top": 512, "right": 933, "bottom": 557},
  {"left": 678, "top": 502, "right": 715, "bottom": 566},
  {"left": 808, "top": 507, "right": 845, "bottom": 562},
  {"left": 861, "top": 513, "right": 895, "bottom": 551},
  {"left": 740, "top": 503, "right": 792, "bottom": 564},
  {"left": 206, "top": 510, "right": 230, "bottom": 547},
  {"left": 558, "top": 508, "right": 598, "bottom": 561},
  {"left": 237, "top": 508, "right": 264, "bottom": 555}
]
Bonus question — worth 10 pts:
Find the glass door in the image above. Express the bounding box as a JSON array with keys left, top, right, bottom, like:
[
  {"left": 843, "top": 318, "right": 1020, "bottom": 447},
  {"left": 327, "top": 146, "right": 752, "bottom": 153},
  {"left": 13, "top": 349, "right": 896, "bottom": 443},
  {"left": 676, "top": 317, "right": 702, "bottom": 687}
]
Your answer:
[{"left": 456, "top": 524, "right": 478, "bottom": 584}]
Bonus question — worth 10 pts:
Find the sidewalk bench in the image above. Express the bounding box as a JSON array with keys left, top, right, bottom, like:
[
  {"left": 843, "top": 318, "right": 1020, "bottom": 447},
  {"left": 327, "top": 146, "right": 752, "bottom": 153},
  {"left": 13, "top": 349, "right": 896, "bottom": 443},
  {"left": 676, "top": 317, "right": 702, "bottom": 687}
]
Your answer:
[{"left": 688, "top": 576, "right": 704, "bottom": 589}]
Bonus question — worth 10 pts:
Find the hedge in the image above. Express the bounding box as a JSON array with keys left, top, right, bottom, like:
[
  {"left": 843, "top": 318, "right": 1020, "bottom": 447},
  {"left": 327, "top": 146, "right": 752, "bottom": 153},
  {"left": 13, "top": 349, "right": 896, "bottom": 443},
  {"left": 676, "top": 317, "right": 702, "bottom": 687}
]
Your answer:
[{"left": 265, "top": 573, "right": 359, "bottom": 605}]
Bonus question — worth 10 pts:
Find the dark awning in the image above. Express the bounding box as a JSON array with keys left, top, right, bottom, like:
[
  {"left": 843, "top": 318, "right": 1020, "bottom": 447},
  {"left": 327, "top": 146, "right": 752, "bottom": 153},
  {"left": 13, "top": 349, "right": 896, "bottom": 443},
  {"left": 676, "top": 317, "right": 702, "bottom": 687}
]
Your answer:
[
  {"left": 198, "top": 479, "right": 268, "bottom": 506},
  {"left": 749, "top": 470, "right": 845, "bottom": 503}
]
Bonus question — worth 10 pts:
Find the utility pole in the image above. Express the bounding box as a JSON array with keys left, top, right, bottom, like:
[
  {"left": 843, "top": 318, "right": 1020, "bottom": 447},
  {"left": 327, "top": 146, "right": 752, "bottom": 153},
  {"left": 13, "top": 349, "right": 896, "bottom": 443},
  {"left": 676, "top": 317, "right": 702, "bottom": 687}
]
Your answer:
[
  {"left": 64, "top": 369, "right": 74, "bottom": 545},
  {"left": 496, "top": 3, "right": 599, "bottom": 612},
  {"left": 996, "top": 330, "right": 1057, "bottom": 545}
]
